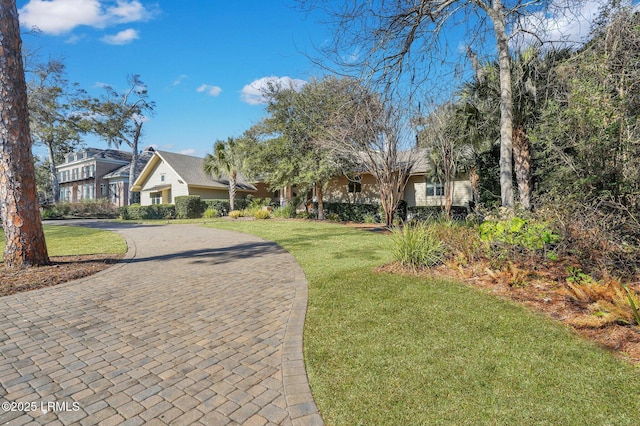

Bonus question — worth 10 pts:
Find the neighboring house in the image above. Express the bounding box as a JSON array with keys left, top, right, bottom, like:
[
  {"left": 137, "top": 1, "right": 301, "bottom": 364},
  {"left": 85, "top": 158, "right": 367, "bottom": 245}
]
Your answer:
[
  {"left": 102, "top": 148, "right": 156, "bottom": 207},
  {"left": 56, "top": 147, "right": 154, "bottom": 207},
  {"left": 324, "top": 150, "right": 473, "bottom": 208},
  {"left": 131, "top": 150, "right": 271, "bottom": 205},
  {"left": 131, "top": 149, "right": 472, "bottom": 210}
]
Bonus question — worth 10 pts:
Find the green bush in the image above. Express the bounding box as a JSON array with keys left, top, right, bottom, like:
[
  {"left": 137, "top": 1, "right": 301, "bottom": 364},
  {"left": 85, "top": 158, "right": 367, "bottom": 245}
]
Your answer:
[
  {"left": 122, "top": 203, "right": 176, "bottom": 220},
  {"left": 202, "top": 199, "right": 230, "bottom": 216},
  {"left": 391, "top": 222, "right": 445, "bottom": 269},
  {"left": 41, "top": 199, "right": 118, "bottom": 219},
  {"left": 479, "top": 216, "right": 561, "bottom": 252},
  {"left": 175, "top": 195, "right": 204, "bottom": 219},
  {"left": 323, "top": 202, "right": 379, "bottom": 223},
  {"left": 229, "top": 210, "right": 243, "bottom": 219},
  {"left": 273, "top": 203, "right": 297, "bottom": 218},
  {"left": 407, "top": 205, "right": 469, "bottom": 222},
  {"left": 203, "top": 207, "right": 219, "bottom": 218}
]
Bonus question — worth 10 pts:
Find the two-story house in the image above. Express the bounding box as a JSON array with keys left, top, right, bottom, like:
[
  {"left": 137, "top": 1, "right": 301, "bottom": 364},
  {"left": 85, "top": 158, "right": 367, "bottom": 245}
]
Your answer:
[{"left": 56, "top": 148, "right": 153, "bottom": 206}]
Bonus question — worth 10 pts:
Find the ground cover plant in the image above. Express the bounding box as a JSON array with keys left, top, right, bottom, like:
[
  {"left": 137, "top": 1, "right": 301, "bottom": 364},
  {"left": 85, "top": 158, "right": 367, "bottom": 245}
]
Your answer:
[
  {"left": 206, "top": 219, "right": 640, "bottom": 425},
  {"left": 0, "top": 225, "right": 126, "bottom": 296}
]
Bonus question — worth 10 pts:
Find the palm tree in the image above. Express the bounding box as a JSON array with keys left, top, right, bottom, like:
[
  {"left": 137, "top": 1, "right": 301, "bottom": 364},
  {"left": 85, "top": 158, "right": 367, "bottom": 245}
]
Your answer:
[{"left": 203, "top": 137, "right": 243, "bottom": 211}]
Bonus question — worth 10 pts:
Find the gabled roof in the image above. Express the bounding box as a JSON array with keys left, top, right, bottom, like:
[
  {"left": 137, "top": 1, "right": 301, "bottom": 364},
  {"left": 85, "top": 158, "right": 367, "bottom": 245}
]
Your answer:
[
  {"left": 132, "top": 150, "right": 257, "bottom": 192},
  {"left": 103, "top": 150, "right": 155, "bottom": 180}
]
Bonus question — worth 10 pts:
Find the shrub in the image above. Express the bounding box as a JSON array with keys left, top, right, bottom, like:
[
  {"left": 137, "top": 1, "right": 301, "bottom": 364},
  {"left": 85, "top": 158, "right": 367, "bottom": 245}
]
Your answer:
[
  {"left": 254, "top": 209, "right": 271, "bottom": 220},
  {"left": 479, "top": 216, "right": 560, "bottom": 253},
  {"left": 323, "top": 202, "right": 379, "bottom": 222},
  {"left": 41, "top": 199, "right": 119, "bottom": 219},
  {"left": 273, "top": 203, "right": 297, "bottom": 218},
  {"left": 325, "top": 212, "right": 341, "bottom": 221},
  {"left": 407, "top": 206, "right": 469, "bottom": 222},
  {"left": 203, "top": 208, "right": 219, "bottom": 218},
  {"left": 297, "top": 211, "right": 316, "bottom": 219},
  {"left": 123, "top": 203, "right": 176, "bottom": 220},
  {"left": 229, "top": 210, "right": 243, "bottom": 219},
  {"left": 202, "top": 199, "right": 229, "bottom": 216},
  {"left": 175, "top": 195, "right": 204, "bottom": 219},
  {"left": 391, "top": 222, "right": 444, "bottom": 270}
]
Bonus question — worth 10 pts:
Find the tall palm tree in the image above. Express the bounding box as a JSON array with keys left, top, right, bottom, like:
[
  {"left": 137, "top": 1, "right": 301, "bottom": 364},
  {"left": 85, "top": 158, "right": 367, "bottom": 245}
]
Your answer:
[{"left": 203, "top": 137, "right": 243, "bottom": 211}]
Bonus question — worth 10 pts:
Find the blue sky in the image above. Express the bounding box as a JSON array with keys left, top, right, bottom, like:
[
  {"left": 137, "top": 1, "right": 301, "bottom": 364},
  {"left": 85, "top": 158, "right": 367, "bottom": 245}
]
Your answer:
[
  {"left": 17, "top": 0, "right": 616, "bottom": 159},
  {"left": 18, "top": 0, "right": 329, "bottom": 157}
]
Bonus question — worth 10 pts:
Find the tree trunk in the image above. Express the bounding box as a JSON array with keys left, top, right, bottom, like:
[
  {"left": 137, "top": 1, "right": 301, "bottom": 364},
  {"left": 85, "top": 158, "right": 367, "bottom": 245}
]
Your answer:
[
  {"left": 127, "top": 121, "right": 142, "bottom": 205},
  {"left": 316, "top": 182, "right": 325, "bottom": 220},
  {"left": 488, "top": 2, "right": 515, "bottom": 208},
  {"left": 513, "top": 124, "right": 532, "bottom": 210},
  {"left": 229, "top": 172, "right": 237, "bottom": 211},
  {"left": 0, "top": 0, "right": 49, "bottom": 267},
  {"left": 46, "top": 139, "right": 59, "bottom": 202}
]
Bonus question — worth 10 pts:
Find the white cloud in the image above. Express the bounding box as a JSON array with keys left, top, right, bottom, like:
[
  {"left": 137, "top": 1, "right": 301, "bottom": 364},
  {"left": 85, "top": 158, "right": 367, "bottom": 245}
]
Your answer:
[
  {"left": 240, "top": 76, "right": 307, "bottom": 105},
  {"left": 197, "top": 84, "right": 223, "bottom": 97},
  {"left": 19, "top": 0, "right": 155, "bottom": 35},
  {"left": 101, "top": 28, "right": 139, "bottom": 45},
  {"left": 179, "top": 149, "right": 196, "bottom": 156},
  {"left": 173, "top": 74, "right": 188, "bottom": 86},
  {"left": 513, "top": 0, "right": 607, "bottom": 49}
]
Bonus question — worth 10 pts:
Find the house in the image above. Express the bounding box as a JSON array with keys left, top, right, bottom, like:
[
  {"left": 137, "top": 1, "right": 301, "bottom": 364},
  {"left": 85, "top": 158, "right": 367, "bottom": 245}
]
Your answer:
[
  {"left": 56, "top": 147, "right": 154, "bottom": 207},
  {"left": 131, "top": 150, "right": 272, "bottom": 205},
  {"left": 102, "top": 149, "right": 156, "bottom": 207},
  {"left": 324, "top": 150, "right": 473, "bottom": 209}
]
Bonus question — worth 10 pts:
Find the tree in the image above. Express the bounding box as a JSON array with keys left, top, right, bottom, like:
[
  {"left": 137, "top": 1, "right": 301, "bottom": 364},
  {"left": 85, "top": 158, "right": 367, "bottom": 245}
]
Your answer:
[
  {"left": 300, "top": 0, "right": 589, "bottom": 209},
  {"left": 84, "top": 75, "right": 154, "bottom": 205},
  {"left": 417, "top": 103, "right": 474, "bottom": 218},
  {"left": 320, "top": 79, "right": 417, "bottom": 227},
  {"left": 0, "top": 0, "right": 49, "bottom": 267},
  {"left": 458, "top": 48, "right": 570, "bottom": 210},
  {"left": 26, "top": 59, "right": 87, "bottom": 202},
  {"left": 203, "top": 137, "right": 244, "bottom": 211},
  {"left": 244, "top": 76, "right": 355, "bottom": 220}
]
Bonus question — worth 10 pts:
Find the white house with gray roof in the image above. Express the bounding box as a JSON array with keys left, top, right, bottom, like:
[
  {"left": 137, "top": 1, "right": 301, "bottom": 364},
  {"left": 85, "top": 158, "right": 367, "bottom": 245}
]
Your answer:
[{"left": 131, "top": 150, "right": 271, "bottom": 205}]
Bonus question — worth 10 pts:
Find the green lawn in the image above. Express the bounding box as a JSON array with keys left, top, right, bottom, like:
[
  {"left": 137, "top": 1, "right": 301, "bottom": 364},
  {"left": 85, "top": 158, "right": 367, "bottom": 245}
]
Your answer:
[
  {"left": 207, "top": 219, "right": 640, "bottom": 425},
  {"left": 0, "top": 225, "right": 127, "bottom": 261}
]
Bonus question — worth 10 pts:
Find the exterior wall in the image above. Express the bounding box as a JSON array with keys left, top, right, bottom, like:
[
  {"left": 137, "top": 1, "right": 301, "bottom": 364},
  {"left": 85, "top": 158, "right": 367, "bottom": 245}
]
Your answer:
[
  {"left": 252, "top": 182, "right": 273, "bottom": 200},
  {"left": 324, "top": 174, "right": 379, "bottom": 204},
  {"left": 188, "top": 186, "right": 229, "bottom": 200},
  {"left": 324, "top": 173, "right": 473, "bottom": 207},
  {"left": 57, "top": 155, "right": 128, "bottom": 204},
  {"left": 139, "top": 160, "right": 187, "bottom": 205},
  {"left": 406, "top": 175, "right": 472, "bottom": 208}
]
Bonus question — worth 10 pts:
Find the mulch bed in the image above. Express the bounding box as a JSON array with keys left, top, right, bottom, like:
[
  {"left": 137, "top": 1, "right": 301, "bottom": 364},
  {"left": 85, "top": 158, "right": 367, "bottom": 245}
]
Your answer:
[{"left": 0, "top": 254, "right": 124, "bottom": 297}]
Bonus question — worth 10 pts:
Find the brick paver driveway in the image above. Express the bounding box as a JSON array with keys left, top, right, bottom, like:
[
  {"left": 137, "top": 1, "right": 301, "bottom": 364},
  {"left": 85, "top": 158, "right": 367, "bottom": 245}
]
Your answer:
[{"left": 0, "top": 222, "right": 322, "bottom": 425}]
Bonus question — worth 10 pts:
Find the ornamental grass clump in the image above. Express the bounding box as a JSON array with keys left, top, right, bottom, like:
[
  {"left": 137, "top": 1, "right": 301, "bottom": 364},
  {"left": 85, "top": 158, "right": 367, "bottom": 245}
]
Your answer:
[{"left": 391, "top": 222, "right": 444, "bottom": 270}]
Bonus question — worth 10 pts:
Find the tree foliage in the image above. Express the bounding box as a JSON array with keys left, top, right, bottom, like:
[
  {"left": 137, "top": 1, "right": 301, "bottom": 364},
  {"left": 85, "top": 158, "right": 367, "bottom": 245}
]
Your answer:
[
  {"left": 203, "top": 137, "right": 244, "bottom": 211},
  {"left": 26, "top": 59, "right": 88, "bottom": 202},
  {"left": 82, "top": 75, "right": 154, "bottom": 205}
]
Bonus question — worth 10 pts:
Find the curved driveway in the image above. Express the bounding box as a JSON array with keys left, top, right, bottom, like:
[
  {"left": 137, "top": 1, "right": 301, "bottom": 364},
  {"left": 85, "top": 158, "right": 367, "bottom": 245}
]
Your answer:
[{"left": 0, "top": 222, "right": 322, "bottom": 425}]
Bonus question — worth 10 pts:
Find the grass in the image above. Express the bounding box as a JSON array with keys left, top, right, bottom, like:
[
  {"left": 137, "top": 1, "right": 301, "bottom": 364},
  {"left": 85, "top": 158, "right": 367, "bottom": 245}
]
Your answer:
[
  {"left": 0, "top": 225, "right": 127, "bottom": 261},
  {"left": 206, "top": 219, "right": 640, "bottom": 425}
]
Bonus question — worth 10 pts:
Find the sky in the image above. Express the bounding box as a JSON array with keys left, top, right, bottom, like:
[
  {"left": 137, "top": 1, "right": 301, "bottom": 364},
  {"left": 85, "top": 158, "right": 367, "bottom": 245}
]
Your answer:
[
  {"left": 16, "top": 0, "right": 619, "bottom": 159},
  {"left": 18, "top": 0, "right": 330, "bottom": 158}
]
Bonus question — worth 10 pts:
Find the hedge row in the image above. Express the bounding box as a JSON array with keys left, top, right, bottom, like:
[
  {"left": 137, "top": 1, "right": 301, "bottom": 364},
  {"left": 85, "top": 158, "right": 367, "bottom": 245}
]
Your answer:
[
  {"left": 407, "top": 205, "right": 468, "bottom": 221},
  {"left": 323, "top": 202, "right": 380, "bottom": 222},
  {"left": 119, "top": 204, "right": 176, "bottom": 220}
]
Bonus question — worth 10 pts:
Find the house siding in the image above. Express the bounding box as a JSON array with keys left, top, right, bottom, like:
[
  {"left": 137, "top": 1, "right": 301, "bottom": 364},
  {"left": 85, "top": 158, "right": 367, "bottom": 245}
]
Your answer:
[
  {"left": 139, "top": 160, "right": 185, "bottom": 205},
  {"left": 325, "top": 175, "right": 379, "bottom": 204},
  {"left": 405, "top": 175, "right": 472, "bottom": 208}
]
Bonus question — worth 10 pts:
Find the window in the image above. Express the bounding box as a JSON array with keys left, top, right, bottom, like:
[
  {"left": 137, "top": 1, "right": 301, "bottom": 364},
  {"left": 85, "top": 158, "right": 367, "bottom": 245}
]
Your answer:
[
  {"left": 426, "top": 182, "right": 444, "bottom": 197},
  {"left": 110, "top": 183, "right": 118, "bottom": 203},
  {"left": 100, "top": 184, "right": 106, "bottom": 195},
  {"left": 150, "top": 192, "right": 162, "bottom": 205},
  {"left": 160, "top": 174, "right": 165, "bottom": 182},
  {"left": 348, "top": 181, "right": 362, "bottom": 193}
]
